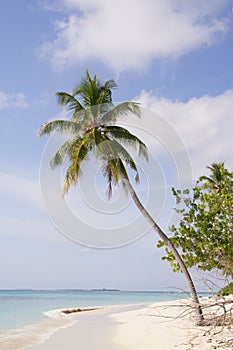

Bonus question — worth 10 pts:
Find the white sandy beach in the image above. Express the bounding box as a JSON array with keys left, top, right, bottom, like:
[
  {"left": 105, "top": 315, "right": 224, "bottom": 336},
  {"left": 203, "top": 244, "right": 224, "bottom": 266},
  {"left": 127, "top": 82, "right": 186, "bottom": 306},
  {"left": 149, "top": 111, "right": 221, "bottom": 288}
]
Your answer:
[
  {"left": 2, "top": 298, "right": 233, "bottom": 350},
  {"left": 111, "top": 298, "right": 233, "bottom": 350}
]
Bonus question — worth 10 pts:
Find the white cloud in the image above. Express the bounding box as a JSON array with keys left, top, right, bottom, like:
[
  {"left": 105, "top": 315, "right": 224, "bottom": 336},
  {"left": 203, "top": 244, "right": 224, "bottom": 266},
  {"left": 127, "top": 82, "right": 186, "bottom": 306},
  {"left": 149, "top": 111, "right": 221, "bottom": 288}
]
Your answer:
[
  {"left": 137, "top": 89, "right": 233, "bottom": 179},
  {"left": 0, "top": 91, "right": 28, "bottom": 109},
  {"left": 39, "top": 0, "right": 229, "bottom": 72}
]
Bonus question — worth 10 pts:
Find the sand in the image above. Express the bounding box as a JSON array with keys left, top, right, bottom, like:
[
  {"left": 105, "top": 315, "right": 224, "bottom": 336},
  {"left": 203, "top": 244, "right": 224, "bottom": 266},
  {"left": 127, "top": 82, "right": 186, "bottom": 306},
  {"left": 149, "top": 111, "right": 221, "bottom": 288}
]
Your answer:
[
  {"left": 111, "top": 299, "right": 233, "bottom": 350},
  {"left": 2, "top": 297, "right": 233, "bottom": 350}
]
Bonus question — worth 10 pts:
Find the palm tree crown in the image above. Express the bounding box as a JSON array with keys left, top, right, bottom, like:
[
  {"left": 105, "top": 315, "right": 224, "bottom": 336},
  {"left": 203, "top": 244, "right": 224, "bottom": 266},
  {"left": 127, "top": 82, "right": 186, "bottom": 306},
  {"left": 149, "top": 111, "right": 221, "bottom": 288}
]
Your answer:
[
  {"left": 200, "top": 162, "right": 226, "bottom": 192},
  {"left": 39, "top": 69, "right": 148, "bottom": 197}
]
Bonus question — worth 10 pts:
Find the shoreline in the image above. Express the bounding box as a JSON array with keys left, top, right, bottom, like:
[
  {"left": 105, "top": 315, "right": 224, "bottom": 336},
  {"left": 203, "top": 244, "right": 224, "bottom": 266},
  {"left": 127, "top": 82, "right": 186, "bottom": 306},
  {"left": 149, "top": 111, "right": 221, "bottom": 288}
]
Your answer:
[
  {"left": 0, "top": 303, "right": 146, "bottom": 350},
  {"left": 1, "top": 297, "right": 233, "bottom": 350},
  {"left": 0, "top": 289, "right": 197, "bottom": 332}
]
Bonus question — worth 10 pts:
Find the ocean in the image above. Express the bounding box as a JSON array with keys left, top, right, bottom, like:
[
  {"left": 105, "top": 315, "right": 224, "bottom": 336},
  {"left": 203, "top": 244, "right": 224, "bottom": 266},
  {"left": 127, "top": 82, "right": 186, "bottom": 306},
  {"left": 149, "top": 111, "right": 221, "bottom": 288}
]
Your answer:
[{"left": 0, "top": 289, "right": 192, "bottom": 332}]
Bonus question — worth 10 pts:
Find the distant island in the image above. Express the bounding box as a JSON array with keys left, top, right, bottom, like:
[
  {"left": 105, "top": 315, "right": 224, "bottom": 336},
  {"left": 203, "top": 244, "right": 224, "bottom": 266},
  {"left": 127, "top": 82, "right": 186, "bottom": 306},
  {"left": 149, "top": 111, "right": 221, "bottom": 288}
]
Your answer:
[{"left": 91, "top": 288, "right": 121, "bottom": 292}]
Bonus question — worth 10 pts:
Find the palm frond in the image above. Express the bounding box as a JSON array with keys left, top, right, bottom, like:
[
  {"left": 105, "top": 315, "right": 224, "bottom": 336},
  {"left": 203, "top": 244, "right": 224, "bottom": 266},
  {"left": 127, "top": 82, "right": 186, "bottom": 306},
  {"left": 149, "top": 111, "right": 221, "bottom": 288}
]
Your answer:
[
  {"left": 97, "top": 139, "right": 140, "bottom": 184},
  {"left": 104, "top": 79, "right": 118, "bottom": 90},
  {"left": 102, "top": 157, "right": 130, "bottom": 199},
  {"left": 100, "top": 79, "right": 117, "bottom": 105},
  {"left": 117, "top": 158, "right": 131, "bottom": 192},
  {"left": 50, "top": 135, "right": 83, "bottom": 168},
  {"left": 73, "top": 70, "right": 97, "bottom": 107},
  {"left": 91, "top": 103, "right": 112, "bottom": 122},
  {"left": 73, "top": 71, "right": 116, "bottom": 109},
  {"left": 101, "top": 102, "right": 141, "bottom": 124},
  {"left": 207, "top": 162, "right": 225, "bottom": 182},
  {"left": 102, "top": 159, "right": 118, "bottom": 199},
  {"left": 56, "top": 92, "right": 84, "bottom": 113},
  {"left": 86, "top": 69, "right": 92, "bottom": 83},
  {"left": 62, "top": 135, "right": 92, "bottom": 194},
  {"left": 38, "top": 120, "right": 82, "bottom": 137},
  {"left": 96, "top": 91, "right": 112, "bottom": 107},
  {"left": 200, "top": 162, "right": 227, "bottom": 193},
  {"left": 72, "top": 109, "right": 86, "bottom": 123},
  {"left": 199, "top": 175, "right": 215, "bottom": 184},
  {"left": 104, "top": 125, "right": 148, "bottom": 160}
]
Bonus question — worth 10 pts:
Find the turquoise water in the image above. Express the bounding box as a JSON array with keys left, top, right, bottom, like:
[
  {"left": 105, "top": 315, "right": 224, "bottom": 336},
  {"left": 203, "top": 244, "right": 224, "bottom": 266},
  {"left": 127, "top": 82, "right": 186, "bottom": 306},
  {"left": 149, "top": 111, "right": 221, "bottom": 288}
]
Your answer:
[{"left": 0, "top": 289, "right": 194, "bottom": 332}]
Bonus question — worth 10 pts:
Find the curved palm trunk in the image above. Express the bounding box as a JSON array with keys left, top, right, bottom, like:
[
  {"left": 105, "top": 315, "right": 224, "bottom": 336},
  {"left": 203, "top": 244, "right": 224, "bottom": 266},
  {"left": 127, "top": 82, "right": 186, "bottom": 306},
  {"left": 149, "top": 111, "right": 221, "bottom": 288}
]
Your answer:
[{"left": 125, "top": 179, "right": 204, "bottom": 326}]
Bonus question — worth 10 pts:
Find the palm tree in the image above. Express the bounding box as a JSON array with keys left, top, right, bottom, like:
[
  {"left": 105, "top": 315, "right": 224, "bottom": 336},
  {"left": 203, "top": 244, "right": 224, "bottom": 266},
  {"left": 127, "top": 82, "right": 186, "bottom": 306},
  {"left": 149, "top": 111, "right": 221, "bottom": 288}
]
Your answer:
[
  {"left": 39, "top": 69, "right": 204, "bottom": 325},
  {"left": 200, "top": 162, "right": 226, "bottom": 192}
]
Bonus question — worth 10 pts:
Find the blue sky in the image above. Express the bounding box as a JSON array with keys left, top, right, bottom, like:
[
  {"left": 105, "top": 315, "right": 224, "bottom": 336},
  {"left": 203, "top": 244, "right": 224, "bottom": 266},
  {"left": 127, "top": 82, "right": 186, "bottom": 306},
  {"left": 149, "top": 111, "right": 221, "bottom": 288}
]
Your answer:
[{"left": 0, "top": 0, "right": 232, "bottom": 291}]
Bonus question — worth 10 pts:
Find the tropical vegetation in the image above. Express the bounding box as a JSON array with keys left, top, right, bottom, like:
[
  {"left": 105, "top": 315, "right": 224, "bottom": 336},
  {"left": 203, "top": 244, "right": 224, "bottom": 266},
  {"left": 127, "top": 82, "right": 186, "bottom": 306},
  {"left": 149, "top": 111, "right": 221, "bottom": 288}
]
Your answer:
[
  {"left": 217, "top": 282, "right": 233, "bottom": 296},
  {"left": 158, "top": 162, "right": 233, "bottom": 277}
]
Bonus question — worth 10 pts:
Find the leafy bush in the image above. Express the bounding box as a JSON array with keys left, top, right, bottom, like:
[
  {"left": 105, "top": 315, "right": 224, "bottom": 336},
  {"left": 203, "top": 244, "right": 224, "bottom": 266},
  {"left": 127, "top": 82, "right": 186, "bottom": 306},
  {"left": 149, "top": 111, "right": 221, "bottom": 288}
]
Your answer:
[{"left": 217, "top": 282, "right": 233, "bottom": 296}]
